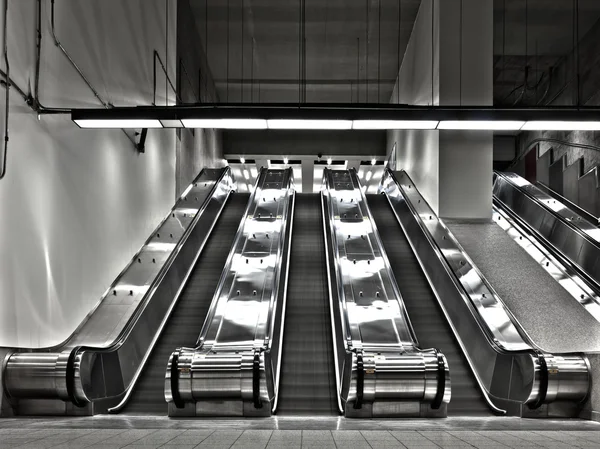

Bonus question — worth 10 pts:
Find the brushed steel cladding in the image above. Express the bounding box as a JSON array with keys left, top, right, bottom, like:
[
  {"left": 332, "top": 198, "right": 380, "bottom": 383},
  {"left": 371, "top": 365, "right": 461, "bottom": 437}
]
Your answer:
[
  {"left": 165, "top": 168, "right": 295, "bottom": 417},
  {"left": 2, "top": 168, "right": 234, "bottom": 415},
  {"left": 380, "top": 169, "right": 589, "bottom": 417},
  {"left": 321, "top": 168, "right": 450, "bottom": 418},
  {"left": 494, "top": 171, "right": 600, "bottom": 320}
]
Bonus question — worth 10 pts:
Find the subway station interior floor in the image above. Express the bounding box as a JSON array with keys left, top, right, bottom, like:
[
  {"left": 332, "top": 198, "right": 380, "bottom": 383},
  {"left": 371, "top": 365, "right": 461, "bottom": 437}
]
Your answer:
[{"left": 0, "top": 416, "right": 599, "bottom": 448}]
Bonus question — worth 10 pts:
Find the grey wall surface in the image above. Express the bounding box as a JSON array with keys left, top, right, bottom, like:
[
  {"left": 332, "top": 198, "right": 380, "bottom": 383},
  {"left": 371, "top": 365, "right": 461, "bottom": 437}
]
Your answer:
[
  {"left": 388, "top": 0, "right": 440, "bottom": 213},
  {"left": 176, "top": 0, "right": 224, "bottom": 196},
  {"left": 223, "top": 130, "right": 386, "bottom": 158},
  {"left": 388, "top": 0, "right": 493, "bottom": 219},
  {"left": 0, "top": 0, "right": 177, "bottom": 348}
]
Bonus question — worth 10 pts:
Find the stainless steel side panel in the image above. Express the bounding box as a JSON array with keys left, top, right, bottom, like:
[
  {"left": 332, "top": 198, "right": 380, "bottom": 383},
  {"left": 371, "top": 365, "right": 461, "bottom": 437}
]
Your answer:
[
  {"left": 494, "top": 172, "right": 600, "bottom": 319},
  {"left": 166, "top": 169, "right": 295, "bottom": 417},
  {"left": 3, "top": 168, "right": 234, "bottom": 415},
  {"left": 321, "top": 169, "right": 450, "bottom": 418},
  {"left": 381, "top": 169, "right": 589, "bottom": 417}
]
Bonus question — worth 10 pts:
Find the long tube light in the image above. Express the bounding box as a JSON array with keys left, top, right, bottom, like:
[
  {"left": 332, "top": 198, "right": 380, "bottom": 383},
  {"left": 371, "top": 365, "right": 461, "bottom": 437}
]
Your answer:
[{"left": 72, "top": 105, "right": 600, "bottom": 131}]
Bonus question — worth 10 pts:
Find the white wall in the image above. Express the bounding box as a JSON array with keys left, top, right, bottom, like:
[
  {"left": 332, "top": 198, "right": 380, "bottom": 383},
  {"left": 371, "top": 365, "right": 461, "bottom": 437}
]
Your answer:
[
  {"left": 388, "top": 0, "right": 440, "bottom": 213},
  {"left": 388, "top": 0, "right": 493, "bottom": 219},
  {"left": 0, "top": 0, "right": 178, "bottom": 348}
]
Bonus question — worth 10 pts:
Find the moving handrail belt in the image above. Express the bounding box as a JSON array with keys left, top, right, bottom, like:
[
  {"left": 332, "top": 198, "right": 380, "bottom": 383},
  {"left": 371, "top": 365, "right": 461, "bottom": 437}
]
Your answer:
[
  {"left": 380, "top": 168, "right": 590, "bottom": 417},
  {"left": 494, "top": 171, "right": 600, "bottom": 294},
  {"left": 321, "top": 168, "right": 450, "bottom": 418},
  {"left": 165, "top": 168, "right": 295, "bottom": 417},
  {"left": 1, "top": 168, "right": 234, "bottom": 415}
]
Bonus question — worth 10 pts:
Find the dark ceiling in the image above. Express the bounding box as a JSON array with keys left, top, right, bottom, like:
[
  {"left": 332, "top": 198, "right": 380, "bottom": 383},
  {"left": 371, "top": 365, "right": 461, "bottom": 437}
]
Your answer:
[
  {"left": 189, "top": 0, "right": 600, "bottom": 106},
  {"left": 190, "top": 0, "right": 421, "bottom": 103}
]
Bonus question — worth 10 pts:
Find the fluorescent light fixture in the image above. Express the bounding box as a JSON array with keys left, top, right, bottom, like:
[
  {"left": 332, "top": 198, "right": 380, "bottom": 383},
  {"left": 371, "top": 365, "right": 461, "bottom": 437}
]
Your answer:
[
  {"left": 267, "top": 119, "right": 352, "bottom": 130},
  {"left": 283, "top": 157, "right": 289, "bottom": 164},
  {"left": 371, "top": 159, "right": 376, "bottom": 166},
  {"left": 327, "top": 158, "right": 332, "bottom": 165},
  {"left": 437, "top": 121, "right": 525, "bottom": 130},
  {"left": 352, "top": 120, "right": 439, "bottom": 130},
  {"left": 74, "top": 119, "right": 163, "bottom": 129},
  {"left": 159, "top": 119, "right": 184, "bottom": 128},
  {"left": 521, "top": 121, "right": 600, "bottom": 131},
  {"left": 243, "top": 169, "right": 250, "bottom": 180},
  {"left": 240, "top": 157, "right": 246, "bottom": 164},
  {"left": 182, "top": 119, "right": 267, "bottom": 129}
]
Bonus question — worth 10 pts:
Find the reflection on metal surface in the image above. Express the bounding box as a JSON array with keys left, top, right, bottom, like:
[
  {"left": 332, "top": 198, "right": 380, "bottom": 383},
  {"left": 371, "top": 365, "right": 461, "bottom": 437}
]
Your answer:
[
  {"left": 494, "top": 172, "right": 600, "bottom": 322},
  {"left": 380, "top": 168, "right": 590, "bottom": 417},
  {"left": 2, "top": 168, "right": 234, "bottom": 415},
  {"left": 493, "top": 207, "right": 600, "bottom": 323},
  {"left": 165, "top": 169, "right": 295, "bottom": 417},
  {"left": 321, "top": 168, "right": 450, "bottom": 418}
]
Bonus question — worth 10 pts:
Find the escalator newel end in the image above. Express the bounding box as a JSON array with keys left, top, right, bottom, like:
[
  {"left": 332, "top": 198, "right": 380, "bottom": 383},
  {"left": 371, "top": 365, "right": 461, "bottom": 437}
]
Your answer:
[
  {"left": 170, "top": 350, "right": 185, "bottom": 409},
  {"left": 353, "top": 351, "right": 364, "bottom": 410},
  {"left": 431, "top": 350, "right": 446, "bottom": 410},
  {"left": 528, "top": 353, "right": 548, "bottom": 410},
  {"left": 252, "top": 350, "right": 263, "bottom": 409}
]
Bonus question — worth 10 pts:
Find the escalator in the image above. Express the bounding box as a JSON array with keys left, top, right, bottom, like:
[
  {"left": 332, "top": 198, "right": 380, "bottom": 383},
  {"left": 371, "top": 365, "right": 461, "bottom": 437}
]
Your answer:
[
  {"left": 368, "top": 194, "right": 490, "bottom": 416},
  {"left": 120, "top": 193, "right": 249, "bottom": 414},
  {"left": 276, "top": 194, "right": 338, "bottom": 416}
]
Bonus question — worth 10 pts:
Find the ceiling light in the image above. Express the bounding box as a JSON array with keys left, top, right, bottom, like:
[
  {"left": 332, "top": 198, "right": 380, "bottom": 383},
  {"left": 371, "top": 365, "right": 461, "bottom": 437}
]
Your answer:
[
  {"left": 352, "top": 120, "right": 439, "bottom": 130},
  {"left": 267, "top": 119, "right": 352, "bottom": 130},
  {"left": 521, "top": 121, "right": 600, "bottom": 131},
  {"left": 371, "top": 159, "right": 376, "bottom": 165},
  {"left": 327, "top": 158, "right": 332, "bottom": 165},
  {"left": 182, "top": 119, "right": 267, "bottom": 129},
  {"left": 243, "top": 170, "right": 250, "bottom": 180},
  {"left": 437, "top": 121, "right": 525, "bottom": 130},
  {"left": 74, "top": 119, "right": 163, "bottom": 129},
  {"left": 283, "top": 157, "right": 289, "bottom": 164},
  {"left": 240, "top": 157, "right": 245, "bottom": 164}
]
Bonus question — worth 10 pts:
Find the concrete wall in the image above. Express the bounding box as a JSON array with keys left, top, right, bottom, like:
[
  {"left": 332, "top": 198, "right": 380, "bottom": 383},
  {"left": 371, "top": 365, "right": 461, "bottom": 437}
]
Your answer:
[
  {"left": 0, "top": 0, "right": 177, "bottom": 348},
  {"left": 388, "top": 0, "right": 493, "bottom": 219},
  {"left": 388, "top": 0, "right": 440, "bottom": 213},
  {"left": 176, "top": 0, "right": 224, "bottom": 196}
]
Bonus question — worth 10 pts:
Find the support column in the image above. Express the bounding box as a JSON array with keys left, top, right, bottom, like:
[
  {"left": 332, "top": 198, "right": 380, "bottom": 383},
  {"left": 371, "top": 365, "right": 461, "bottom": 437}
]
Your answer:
[
  {"left": 388, "top": 0, "right": 493, "bottom": 220},
  {"left": 437, "top": 0, "right": 493, "bottom": 220}
]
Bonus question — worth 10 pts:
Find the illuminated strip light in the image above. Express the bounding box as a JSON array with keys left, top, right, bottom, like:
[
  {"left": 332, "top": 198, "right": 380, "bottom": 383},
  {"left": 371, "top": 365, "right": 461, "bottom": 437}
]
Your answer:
[
  {"left": 181, "top": 119, "right": 268, "bottom": 129},
  {"left": 73, "top": 117, "right": 600, "bottom": 132},
  {"left": 267, "top": 119, "right": 352, "bottom": 129},
  {"left": 437, "top": 121, "right": 525, "bottom": 130},
  {"left": 353, "top": 120, "right": 439, "bottom": 130},
  {"left": 74, "top": 119, "right": 163, "bottom": 129}
]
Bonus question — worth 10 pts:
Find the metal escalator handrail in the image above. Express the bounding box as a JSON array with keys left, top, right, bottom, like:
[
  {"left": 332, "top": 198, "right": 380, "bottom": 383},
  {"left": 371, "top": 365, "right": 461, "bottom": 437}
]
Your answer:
[
  {"left": 381, "top": 168, "right": 590, "bottom": 414},
  {"left": 75, "top": 168, "right": 234, "bottom": 409},
  {"left": 165, "top": 169, "right": 294, "bottom": 416},
  {"left": 320, "top": 192, "right": 345, "bottom": 414},
  {"left": 384, "top": 169, "right": 532, "bottom": 354},
  {"left": 535, "top": 181, "right": 600, "bottom": 226},
  {"left": 3, "top": 167, "right": 234, "bottom": 408},
  {"left": 495, "top": 171, "right": 600, "bottom": 248}
]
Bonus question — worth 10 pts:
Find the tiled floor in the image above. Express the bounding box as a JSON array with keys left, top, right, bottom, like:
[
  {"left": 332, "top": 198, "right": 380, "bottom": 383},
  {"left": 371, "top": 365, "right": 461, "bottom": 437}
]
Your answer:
[{"left": 0, "top": 417, "right": 598, "bottom": 448}]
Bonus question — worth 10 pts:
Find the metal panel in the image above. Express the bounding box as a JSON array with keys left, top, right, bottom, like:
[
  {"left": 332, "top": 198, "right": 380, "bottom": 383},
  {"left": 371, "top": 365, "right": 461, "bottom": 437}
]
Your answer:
[
  {"left": 165, "top": 169, "right": 295, "bottom": 417},
  {"left": 381, "top": 169, "right": 589, "bottom": 416},
  {"left": 321, "top": 168, "right": 450, "bottom": 418},
  {"left": 494, "top": 171, "right": 600, "bottom": 322},
  {"left": 2, "top": 168, "right": 234, "bottom": 415}
]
